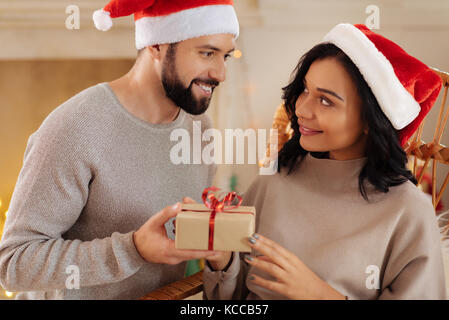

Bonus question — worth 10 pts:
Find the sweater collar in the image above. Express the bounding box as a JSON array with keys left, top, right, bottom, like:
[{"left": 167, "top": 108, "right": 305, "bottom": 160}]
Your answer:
[
  {"left": 298, "top": 153, "right": 368, "bottom": 192},
  {"left": 103, "top": 82, "right": 187, "bottom": 131}
]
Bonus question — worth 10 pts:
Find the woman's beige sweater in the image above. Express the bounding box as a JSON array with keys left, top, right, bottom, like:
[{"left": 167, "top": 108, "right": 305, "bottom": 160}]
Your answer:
[{"left": 203, "top": 153, "right": 446, "bottom": 299}]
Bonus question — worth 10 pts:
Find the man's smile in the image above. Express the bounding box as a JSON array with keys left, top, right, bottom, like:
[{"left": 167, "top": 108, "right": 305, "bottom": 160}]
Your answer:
[{"left": 193, "top": 80, "right": 217, "bottom": 97}]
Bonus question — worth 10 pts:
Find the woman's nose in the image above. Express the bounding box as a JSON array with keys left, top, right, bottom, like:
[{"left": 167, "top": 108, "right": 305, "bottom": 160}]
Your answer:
[{"left": 295, "top": 96, "right": 313, "bottom": 119}]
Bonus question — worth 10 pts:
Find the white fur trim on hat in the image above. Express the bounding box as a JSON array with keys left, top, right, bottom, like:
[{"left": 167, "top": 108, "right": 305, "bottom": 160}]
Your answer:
[
  {"left": 323, "top": 24, "right": 420, "bottom": 130},
  {"left": 135, "top": 5, "right": 239, "bottom": 49}
]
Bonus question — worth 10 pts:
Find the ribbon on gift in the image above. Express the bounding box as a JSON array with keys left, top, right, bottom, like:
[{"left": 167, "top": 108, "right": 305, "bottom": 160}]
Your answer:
[
  {"left": 182, "top": 187, "right": 253, "bottom": 250},
  {"left": 203, "top": 187, "right": 242, "bottom": 250}
]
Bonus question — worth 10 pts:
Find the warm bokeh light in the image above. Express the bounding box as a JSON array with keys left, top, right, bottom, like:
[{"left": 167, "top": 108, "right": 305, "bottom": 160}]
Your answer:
[
  {"left": 233, "top": 49, "right": 242, "bottom": 59},
  {"left": 5, "top": 291, "right": 13, "bottom": 298}
]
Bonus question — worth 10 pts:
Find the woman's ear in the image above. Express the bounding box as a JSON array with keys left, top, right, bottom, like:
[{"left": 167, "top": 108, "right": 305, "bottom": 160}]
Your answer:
[{"left": 363, "top": 125, "right": 369, "bottom": 135}]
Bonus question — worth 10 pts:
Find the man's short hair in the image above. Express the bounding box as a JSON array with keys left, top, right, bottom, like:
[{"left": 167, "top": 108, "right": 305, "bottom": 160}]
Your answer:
[{"left": 136, "top": 43, "right": 178, "bottom": 60}]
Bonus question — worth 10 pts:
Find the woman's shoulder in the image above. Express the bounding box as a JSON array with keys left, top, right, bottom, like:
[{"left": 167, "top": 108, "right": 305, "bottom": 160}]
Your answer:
[{"left": 388, "top": 180, "right": 436, "bottom": 224}]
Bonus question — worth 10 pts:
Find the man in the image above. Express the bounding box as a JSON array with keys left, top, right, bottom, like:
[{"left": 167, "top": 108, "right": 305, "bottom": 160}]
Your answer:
[{"left": 0, "top": 0, "right": 238, "bottom": 299}]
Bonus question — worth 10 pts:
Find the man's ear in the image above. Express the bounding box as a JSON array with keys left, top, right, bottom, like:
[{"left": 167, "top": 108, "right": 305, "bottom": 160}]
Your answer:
[{"left": 147, "top": 44, "right": 163, "bottom": 61}]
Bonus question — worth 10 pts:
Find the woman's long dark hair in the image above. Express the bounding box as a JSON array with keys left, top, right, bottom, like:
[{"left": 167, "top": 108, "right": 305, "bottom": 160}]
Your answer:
[{"left": 278, "top": 43, "right": 417, "bottom": 200}]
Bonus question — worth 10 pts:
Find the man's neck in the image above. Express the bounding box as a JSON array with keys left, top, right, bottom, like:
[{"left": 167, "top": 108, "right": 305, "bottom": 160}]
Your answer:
[{"left": 108, "top": 70, "right": 180, "bottom": 125}]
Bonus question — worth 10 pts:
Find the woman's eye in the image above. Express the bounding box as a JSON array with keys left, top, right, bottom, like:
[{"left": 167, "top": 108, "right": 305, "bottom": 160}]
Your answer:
[{"left": 320, "top": 97, "right": 332, "bottom": 106}]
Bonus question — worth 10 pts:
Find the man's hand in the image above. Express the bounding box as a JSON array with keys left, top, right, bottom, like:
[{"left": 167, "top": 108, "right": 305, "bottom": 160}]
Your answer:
[{"left": 133, "top": 202, "right": 220, "bottom": 265}]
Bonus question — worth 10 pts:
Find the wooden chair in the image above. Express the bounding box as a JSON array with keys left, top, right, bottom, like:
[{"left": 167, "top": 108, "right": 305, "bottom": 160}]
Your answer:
[
  {"left": 140, "top": 271, "right": 204, "bottom": 300},
  {"left": 403, "top": 68, "right": 449, "bottom": 211},
  {"left": 139, "top": 67, "right": 449, "bottom": 300}
]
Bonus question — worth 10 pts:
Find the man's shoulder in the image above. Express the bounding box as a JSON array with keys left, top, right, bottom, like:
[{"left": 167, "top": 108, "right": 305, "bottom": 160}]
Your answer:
[
  {"left": 32, "top": 83, "right": 112, "bottom": 147},
  {"left": 42, "top": 83, "right": 111, "bottom": 126},
  {"left": 48, "top": 83, "right": 109, "bottom": 120}
]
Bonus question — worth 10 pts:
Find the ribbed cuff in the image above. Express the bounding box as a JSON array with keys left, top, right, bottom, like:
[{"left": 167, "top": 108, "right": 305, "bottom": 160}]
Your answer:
[
  {"left": 206, "top": 252, "right": 234, "bottom": 272},
  {"left": 203, "top": 251, "right": 240, "bottom": 281},
  {"left": 112, "top": 231, "right": 147, "bottom": 269},
  {"left": 203, "top": 251, "right": 242, "bottom": 300}
]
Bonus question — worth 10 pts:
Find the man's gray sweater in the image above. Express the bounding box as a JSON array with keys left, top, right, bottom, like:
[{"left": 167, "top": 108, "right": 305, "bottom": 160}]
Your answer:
[{"left": 0, "top": 83, "right": 216, "bottom": 299}]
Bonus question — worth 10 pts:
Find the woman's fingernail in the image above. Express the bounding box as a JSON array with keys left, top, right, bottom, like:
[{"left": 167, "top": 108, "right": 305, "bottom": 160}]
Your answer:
[
  {"left": 248, "top": 275, "right": 255, "bottom": 280},
  {"left": 172, "top": 203, "right": 180, "bottom": 210},
  {"left": 248, "top": 236, "right": 256, "bottom": 244},
  {"left": 252, "top": 233, "right": 260, "bottom": 239},
  {"left": 245, "top": 255, "right": 254, "bottom": 262}
]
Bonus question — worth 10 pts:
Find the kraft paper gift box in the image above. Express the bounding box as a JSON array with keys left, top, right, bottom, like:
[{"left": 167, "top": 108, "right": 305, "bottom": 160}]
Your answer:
[{"left": 175, "top": 203, "right": 256, "bottom": 252}]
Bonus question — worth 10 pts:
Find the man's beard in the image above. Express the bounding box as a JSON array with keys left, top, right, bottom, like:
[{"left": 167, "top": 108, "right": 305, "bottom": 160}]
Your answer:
[{"left": 161, "top": 44, "right": 218, "bottom": 115}]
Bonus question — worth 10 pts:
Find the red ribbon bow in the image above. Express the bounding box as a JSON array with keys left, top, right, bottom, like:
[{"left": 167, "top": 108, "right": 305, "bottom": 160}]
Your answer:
[{"left": 202, "top": 187, "right": 242, "bottom": 250}]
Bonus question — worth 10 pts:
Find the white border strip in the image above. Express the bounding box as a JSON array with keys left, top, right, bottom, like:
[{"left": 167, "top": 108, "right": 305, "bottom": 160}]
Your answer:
[
  {"left": 135, "top": 5, "right": 239, "bottom": 49},
  {"left": 323, "top": 24, "right": 420, "bottom": 130}
]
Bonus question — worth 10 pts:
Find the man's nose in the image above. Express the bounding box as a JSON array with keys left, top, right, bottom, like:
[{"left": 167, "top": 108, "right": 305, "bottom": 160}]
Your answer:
[{"left": 209, "top": 60, "right": 226, "bottom": 83}]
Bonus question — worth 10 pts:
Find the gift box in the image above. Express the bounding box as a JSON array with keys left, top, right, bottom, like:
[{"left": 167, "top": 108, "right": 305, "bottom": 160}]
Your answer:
[{"left": 175, "top": 202, "right": 256, "bottom": 252}]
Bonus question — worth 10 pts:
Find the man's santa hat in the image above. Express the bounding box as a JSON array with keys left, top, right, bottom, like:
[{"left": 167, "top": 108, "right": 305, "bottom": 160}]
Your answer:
[
  {"left": 323, "top": 23, "right": 442, "bottom": 146},
  {"left": 93, "top": 0, "right": 239, "bottom": 50}
]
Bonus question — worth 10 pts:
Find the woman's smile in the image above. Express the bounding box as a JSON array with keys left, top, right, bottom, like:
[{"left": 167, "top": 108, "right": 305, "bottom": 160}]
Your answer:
[{"left": 298, "top": 124, "right": 323, "bottom": 136}]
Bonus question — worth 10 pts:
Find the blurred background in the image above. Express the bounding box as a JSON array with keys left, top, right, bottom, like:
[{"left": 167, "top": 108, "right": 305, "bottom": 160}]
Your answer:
[{"left": 0, "top": 0, "right": 448, "bottom": 299}]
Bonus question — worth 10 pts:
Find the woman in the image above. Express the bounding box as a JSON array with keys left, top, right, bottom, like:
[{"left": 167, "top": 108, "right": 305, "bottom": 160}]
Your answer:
[{"left": 202, "top": 24, "right": 446, "bottom": 299}]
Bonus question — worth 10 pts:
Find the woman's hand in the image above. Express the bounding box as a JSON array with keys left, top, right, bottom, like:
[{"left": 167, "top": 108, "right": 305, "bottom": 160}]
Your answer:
[{"left": 245, "top": 233, "right": 346, "bottom": 300}]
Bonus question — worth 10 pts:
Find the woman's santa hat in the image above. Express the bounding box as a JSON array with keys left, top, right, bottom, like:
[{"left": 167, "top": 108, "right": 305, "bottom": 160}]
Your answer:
[
  {"left": 93, "top": 0, "right": 239, "bottom": 50},
  {"left": 323, "top": 23, "right": 442, "bottom": 146}
]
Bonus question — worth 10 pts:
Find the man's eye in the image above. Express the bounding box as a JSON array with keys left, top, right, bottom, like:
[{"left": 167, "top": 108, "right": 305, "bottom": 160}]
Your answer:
[
  {"left": 224, "top": 54, "right": 231, "bottom": 61},
  {"left": 201, "top": 51, "right": 213, "bottom": 57}
]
